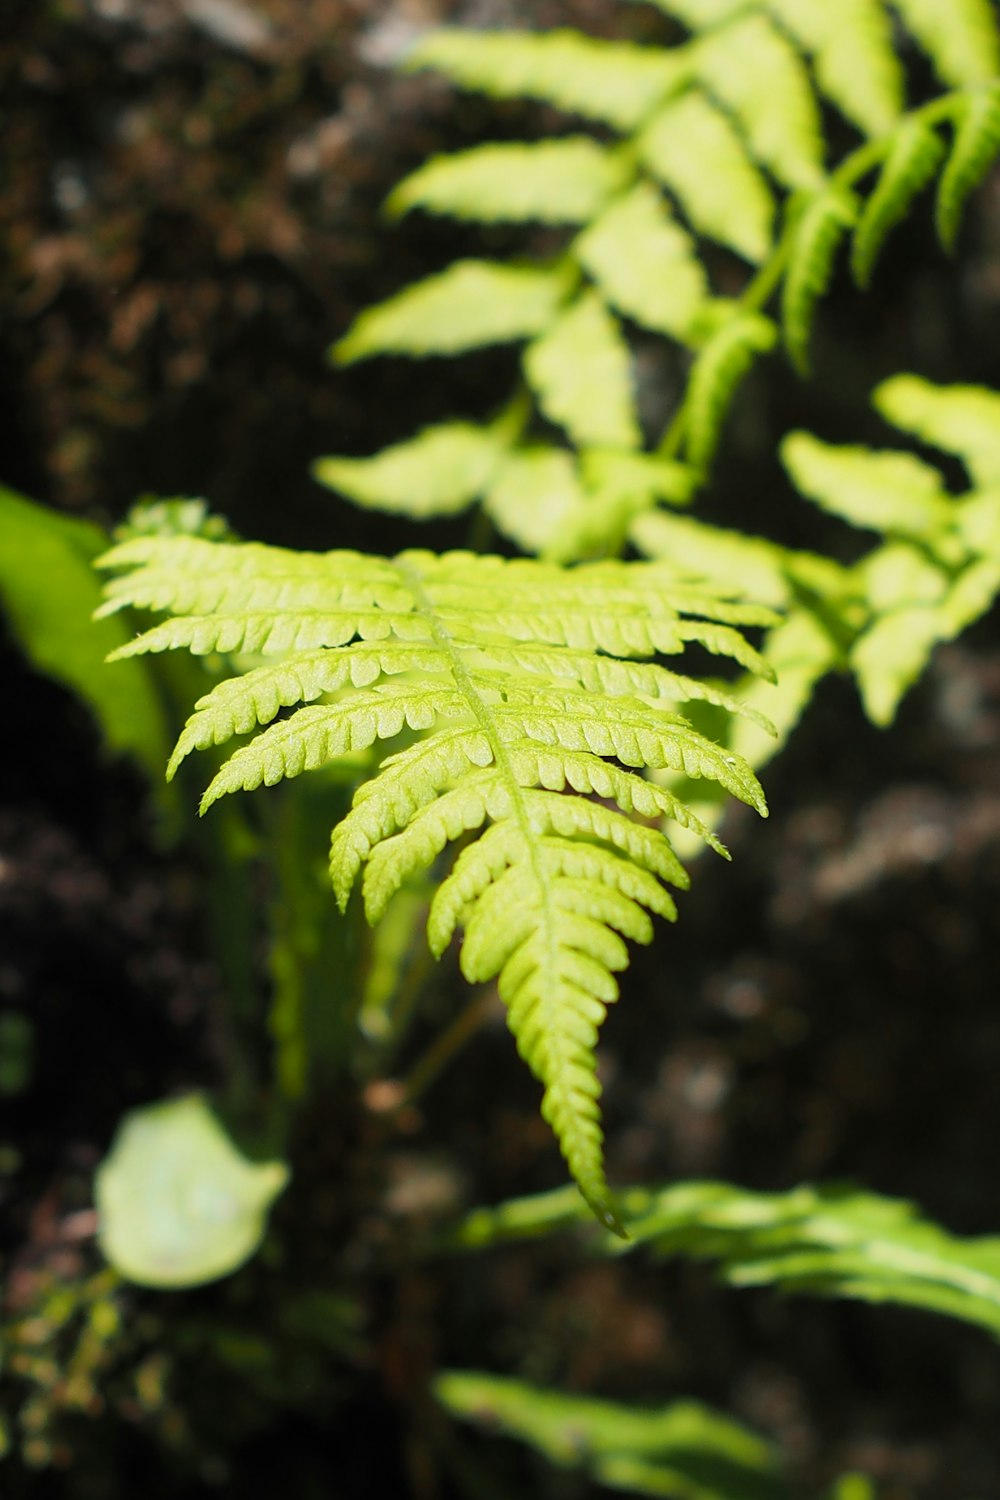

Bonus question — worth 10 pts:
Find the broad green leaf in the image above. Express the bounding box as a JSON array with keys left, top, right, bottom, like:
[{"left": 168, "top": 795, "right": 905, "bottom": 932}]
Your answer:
[
  {"left": 781, "top": 432, "right": 955, "bottom": 538},
  {"left": 891, "top": 0, "right": 1000, "bottom": 86},
  {"left": 639, "top": 91, "right": 775, "bottom": 262},
  {"left": 387, "top": 137, "right": 630, "bottom": 224},
  {"left": 404, "top": 29, "right": 690, "bottom": 131},
  {"left": 313, "top": 422, "right": 507, "bottom": 517},
  {"left": 768, "top": 0, "right": 903, "bottom": 137},
  {"left": 333, "top": 261, "right": 572, "bottom": 363},
  {"left": 0, "top": 485, "right": 171, "bottom": 788},
  {"left": 694, "top": 15, "right": 825, "bottom": 189},
  {"left": 575, "top": 183, "right": 708, "bottom": 341},
  {"left": 436, "top": 1372, "right": 785, "bottom": 1500},
  {"left": 876, "top": 374, "right": 1000, "bottom": 486},
  {"left": 524, "top": 292, "right": 640, "bottom": 449},
  {"left": 96, "top": 1095, "right": 288, "bottom": 1288}
]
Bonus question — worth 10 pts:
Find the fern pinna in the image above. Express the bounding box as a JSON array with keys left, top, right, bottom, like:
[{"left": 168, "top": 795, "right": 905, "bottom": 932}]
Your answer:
[
  {"left": 97, "top": 536, "right": 774, "bottom": 1226},
  {"left": 315, "top": 0, "right": 1000, "bottom": 558}
]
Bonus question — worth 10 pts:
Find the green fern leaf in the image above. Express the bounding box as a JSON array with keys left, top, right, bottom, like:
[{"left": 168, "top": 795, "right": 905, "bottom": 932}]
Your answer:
[
  {"left": 781, "top": 187, "right": 858, "bottom": 374},
  {"left": 386, "top": 138, "right": 631, "bottom": 225},
  {"left": 524, "top": 292, "right": 640, "bottom": 450},
  {"left": 574, "top": 183, "right": 708, "bottom": 342},
  {"left": 484, "top": 448, "right": 588, "bottom": 555},
  {"left": 782, "top": 431, "right": 955, "bottom": 538},
  {"left": 768, "top": 0, "right": 904, "bottom": 138},
  {"left": 694, "top": 15, "right": 825, "bottom": 189},
  {"left": 935, "top": 82, "right": 1000, "bottom": 252},
  {"left": 631, "top": 509, "right": 792, "bottom": 608},
  {"left": 333, "top": 260, "right": 573, "bottom": 364},
  {"left": 851, "top": 119, "right": 945, "bottom": 287},
  {"left": 681, "top": 312, "right": 779, "bottom": 473},
  {"left": 436, "top": 1371, "right": 783, "bottom": 1500},
  {"left": 451, "top": 1178, "right": 1000, "bottom": 1343},
  {"left": 639, "top": 0, "right": 744, "bottom": 27},
  {"left": 892, "top": 0, "right": 1000, "bottom": 87},
  {"left": 875, "top": 374, "right": 1000, "bottom": 486},
  {"left": 404, "top": 29, "right": 690, "bottom": 132},
  {"left": 100, "top": 536, "right": 771, "bottom": 1225},
  {"left": 638, "top": 91, "right": 775, "bottom": 262},
  {"left": 312, "top": 421, "right": 508, "bottom": 517}
]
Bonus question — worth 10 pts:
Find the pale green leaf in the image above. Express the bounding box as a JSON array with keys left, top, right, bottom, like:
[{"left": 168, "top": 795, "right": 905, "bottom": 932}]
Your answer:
[
  {"left": 524, "top": 292, "right": 640, "bottom": 449},
  {"left": 0, "top": 486, "right": 171, "bottom": 789},
  {"left": 694, "top": 15, "right": 825, "bottom": 189},
  {"left": 875, "top": 374, "right": 1000, "bottom": 486},
  {"left": 575, "top": 183, "right": 708, "bottom": 341},
  {"left": 639, "top": 91, "right": 775, "bottom": 262},
  {"left": 891, "top": 0, "right": 1000, "bottom": 86},
  {"left": 95, "top": 1096, "right": 288, "bottom": 1288},
  {"left": 782, "top": 431, "right": 955, "bottom": 536},
  {"left": 768, "top": 0, "right": 903, "bottom": 137},
  {"left": 333, "top": 260, "right": 571, "bottom": 363},
  {"left": 313, "top": 422, "right": 507, "bottom": 517},
  {"left": 387, "top": 137, "right": 630, "bottom": 224},
  {"left": 485, "top": 447, "right": 588, "bottom": 554},
  {"left": 404, "top": 28, "right": 690, "bottom": 131}
]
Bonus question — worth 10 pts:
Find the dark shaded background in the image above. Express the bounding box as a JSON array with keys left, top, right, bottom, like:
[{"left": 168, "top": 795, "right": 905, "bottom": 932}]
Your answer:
[{"left": 3, "top": 2, "right": 1000, "bottom": 1496}]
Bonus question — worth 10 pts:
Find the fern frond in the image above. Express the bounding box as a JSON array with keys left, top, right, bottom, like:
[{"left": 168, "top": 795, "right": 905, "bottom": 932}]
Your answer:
[
  {"left": 781, "top": 432, "right": 955, "bottom": 539},
  {"left": 100, "top": 535, "right": 773, "bottom": 1224},
  {"left": 769, "top": 0, "right": 903, "bottom": 138},
  {"left": 874, "top": 374, "right": 1000, "bottom": 485},
  {"left": 333, "top": 260, "right": 573, "bottom": 364},
  {"left": 892, "top": 0, "right": 1000, "bottom": 88},
  {"left": 313, "top": 421, "right": 508, "bottom": 517},
  {"left": 638, "top": 91, "right": 775, "bottom": 263},
  {"left": 574, "top": 183, "right": 708, "bottom": 342},
  {"left": 435, "top": 1371, "right": 783, "bottom": 1499},
  {"left": 851, "top": 119, "right": 945, "bottom": 288},
  {"left": 935, "top": 82, "right": 1000, "bottom": 251},
  {"left": 693, "top": 15, "right": 825, "bottom": 190},
  {"left": 681, "top": 312, "right": 779, "bottom": 472},
  {"left": 404, "top": 28, "right": 690, "bottom": 131},
  {"left": 781, "top": 187, "right": 858, "bottom": 374},
  {"left": 523, "top": 292, "right": 640, "bottom": 450},
  {"left": 386, "top": 138, "right": 630, "bottom": 225}
]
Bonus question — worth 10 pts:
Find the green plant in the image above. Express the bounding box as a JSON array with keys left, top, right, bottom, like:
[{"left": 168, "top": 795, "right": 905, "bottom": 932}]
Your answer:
[{"left": 6, "top": 0, "right": 1000, "bottom": 1492}]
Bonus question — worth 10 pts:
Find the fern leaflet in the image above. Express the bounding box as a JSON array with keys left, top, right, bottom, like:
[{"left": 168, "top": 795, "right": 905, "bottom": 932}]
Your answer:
[
  {"left": 851, "top": 118, "right": 945, "bottom": 288},
  {"left": 936, "top": 81, "right": 1000, "bottom": 251},
  {"left": 98, "top": 535, "right": 774, "bottom": 1227}
]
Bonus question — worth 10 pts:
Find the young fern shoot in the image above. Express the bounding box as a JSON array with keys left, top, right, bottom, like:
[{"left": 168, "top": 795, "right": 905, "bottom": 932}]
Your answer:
[{"left": 97, "top": 536, "right": 775, "bottom": 1227}]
